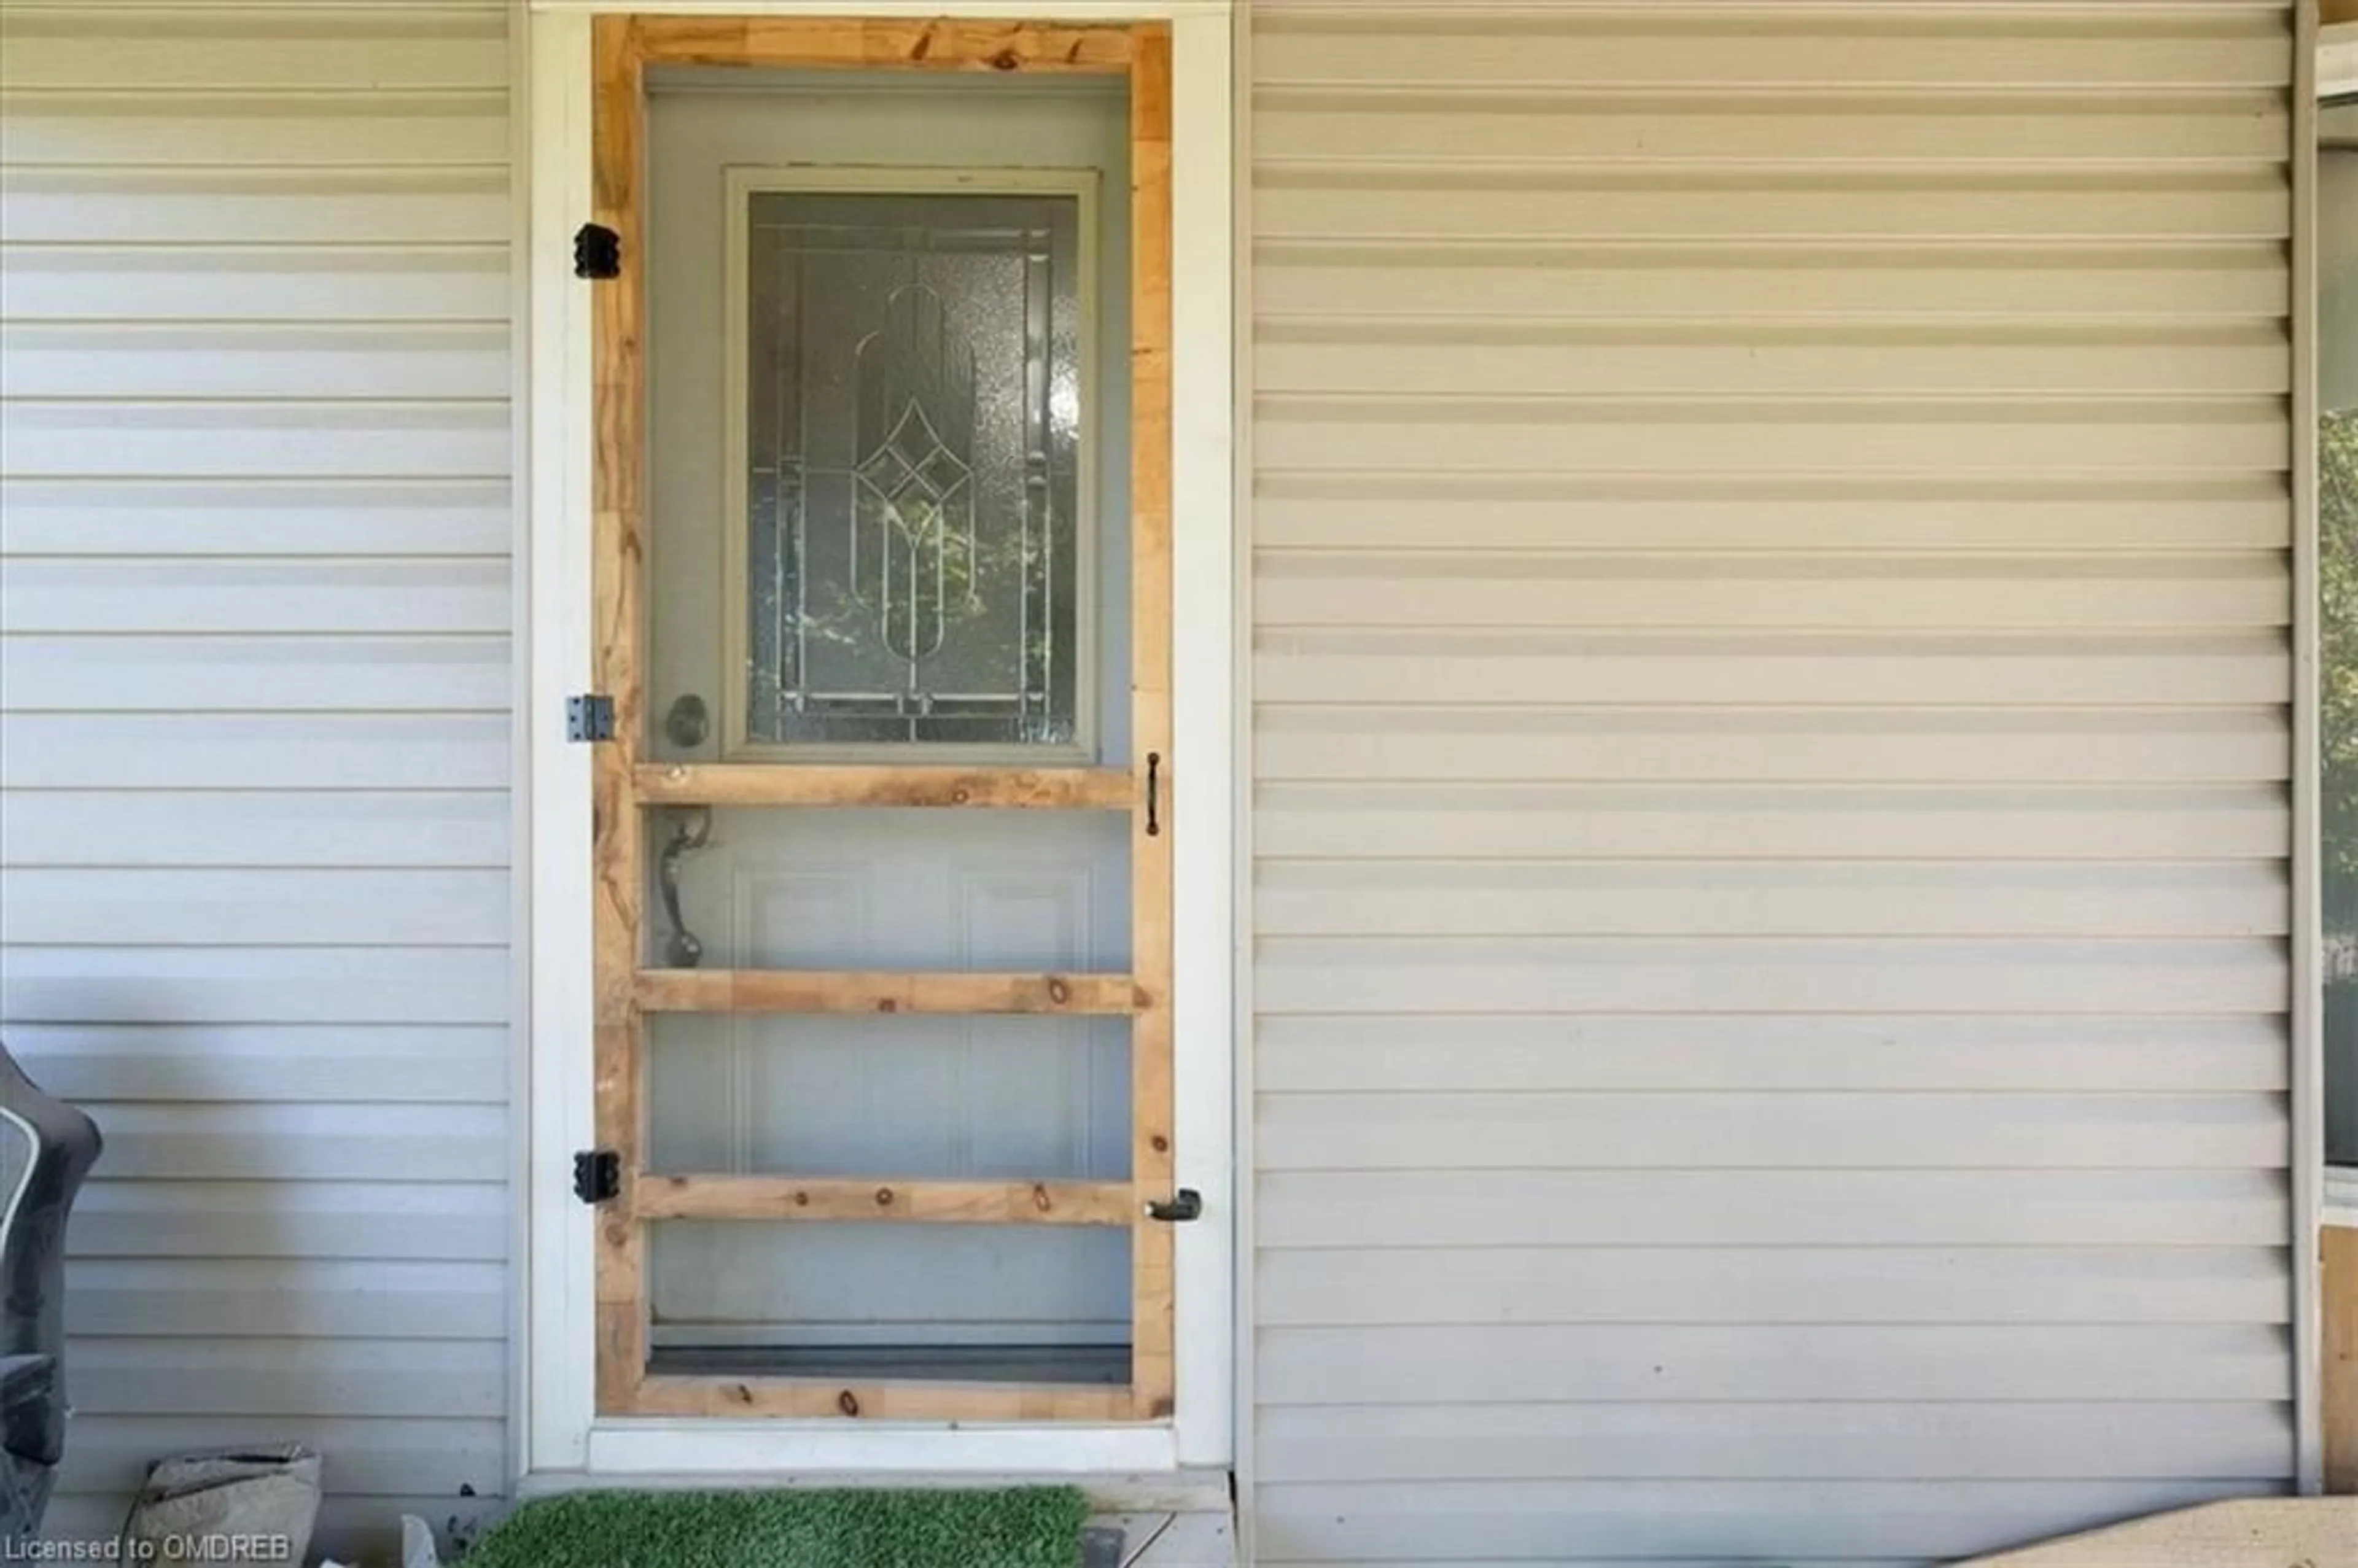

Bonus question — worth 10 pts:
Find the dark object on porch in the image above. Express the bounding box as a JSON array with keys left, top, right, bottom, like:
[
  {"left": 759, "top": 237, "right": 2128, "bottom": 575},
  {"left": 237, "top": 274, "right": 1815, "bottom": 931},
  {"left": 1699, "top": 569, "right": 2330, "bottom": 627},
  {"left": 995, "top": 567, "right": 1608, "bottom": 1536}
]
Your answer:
[
  {"left": 0, "top": 1042, "right": 102, "bottom": 1540},
  {"left": 462, "top": 1486, "right": 1094, "bottom": 1568}
]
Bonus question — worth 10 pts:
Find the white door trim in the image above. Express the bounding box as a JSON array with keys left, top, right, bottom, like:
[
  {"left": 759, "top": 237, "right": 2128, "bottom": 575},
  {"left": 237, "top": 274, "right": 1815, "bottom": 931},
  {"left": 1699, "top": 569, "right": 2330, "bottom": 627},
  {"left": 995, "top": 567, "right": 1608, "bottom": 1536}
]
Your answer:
[{"left": 519, "top": 0, "right": 1235, "bottom": 1479}]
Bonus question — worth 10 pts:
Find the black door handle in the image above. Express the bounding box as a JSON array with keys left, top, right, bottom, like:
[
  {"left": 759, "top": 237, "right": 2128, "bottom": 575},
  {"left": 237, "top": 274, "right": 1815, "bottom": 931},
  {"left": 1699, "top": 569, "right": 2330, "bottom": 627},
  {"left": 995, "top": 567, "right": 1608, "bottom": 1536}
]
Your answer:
[{"left": 1145, "top": 1188, "right": 1201, "bottom": 1223}]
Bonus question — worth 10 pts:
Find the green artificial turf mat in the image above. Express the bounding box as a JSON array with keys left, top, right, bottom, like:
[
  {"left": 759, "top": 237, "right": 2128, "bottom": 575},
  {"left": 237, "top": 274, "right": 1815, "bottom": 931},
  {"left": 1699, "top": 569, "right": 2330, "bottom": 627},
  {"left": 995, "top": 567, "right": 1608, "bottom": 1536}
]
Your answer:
[{"left": 460, "top": 1487, "right": 1092, "bottom": 1568}]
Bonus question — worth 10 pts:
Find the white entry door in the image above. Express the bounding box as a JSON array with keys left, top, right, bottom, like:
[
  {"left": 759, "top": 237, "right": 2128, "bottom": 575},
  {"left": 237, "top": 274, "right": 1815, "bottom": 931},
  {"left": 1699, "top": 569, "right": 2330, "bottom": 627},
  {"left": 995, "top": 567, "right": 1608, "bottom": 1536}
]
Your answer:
[{"left": 644, "top": 76, "right": 1135, "bottom": 1373}]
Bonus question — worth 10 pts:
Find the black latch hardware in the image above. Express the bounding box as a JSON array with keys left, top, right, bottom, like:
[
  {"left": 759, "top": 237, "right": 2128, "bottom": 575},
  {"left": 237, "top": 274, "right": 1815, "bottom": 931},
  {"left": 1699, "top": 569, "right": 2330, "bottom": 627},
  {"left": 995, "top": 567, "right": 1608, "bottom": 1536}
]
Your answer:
[
  {"left": 573, "top": 1149, "right": 621, "bottom": 1205},
  {"left": 574, "top": 223, "right": 621, "bottom": 279},
  {"left": 1145, "top": 1188, "right": 1201, "bottom": 1223},
  {"left": 567, "top": 693, "right": 615, "bottom": 743}
]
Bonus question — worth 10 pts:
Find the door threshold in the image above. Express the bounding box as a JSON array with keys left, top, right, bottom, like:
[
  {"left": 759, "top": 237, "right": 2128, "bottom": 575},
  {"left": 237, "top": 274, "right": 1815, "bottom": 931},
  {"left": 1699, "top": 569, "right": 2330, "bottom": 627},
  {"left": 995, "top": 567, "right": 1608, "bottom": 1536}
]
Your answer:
[{"left": 577, "top": 1418, "right": 1185, "bottom": 1477}]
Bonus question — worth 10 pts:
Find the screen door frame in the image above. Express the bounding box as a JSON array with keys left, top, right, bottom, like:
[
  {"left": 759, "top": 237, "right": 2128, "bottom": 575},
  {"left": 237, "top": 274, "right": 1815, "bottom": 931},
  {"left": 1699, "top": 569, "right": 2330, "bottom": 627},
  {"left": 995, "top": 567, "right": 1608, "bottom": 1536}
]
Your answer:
[{"left": 583, "top": 15, "right": 1176, "bottom": 1426}]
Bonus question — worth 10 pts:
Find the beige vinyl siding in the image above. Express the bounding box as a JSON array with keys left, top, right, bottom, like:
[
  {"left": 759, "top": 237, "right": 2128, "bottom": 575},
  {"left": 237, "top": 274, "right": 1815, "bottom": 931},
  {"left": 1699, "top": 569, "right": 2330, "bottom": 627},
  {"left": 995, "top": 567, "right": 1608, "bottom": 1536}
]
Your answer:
[
  {"left": 1248, "top": 2, "right": 2299, "bottom": 1563},
  {"left": 0, "top": 1, "right": 512, "bottom": 1554}
]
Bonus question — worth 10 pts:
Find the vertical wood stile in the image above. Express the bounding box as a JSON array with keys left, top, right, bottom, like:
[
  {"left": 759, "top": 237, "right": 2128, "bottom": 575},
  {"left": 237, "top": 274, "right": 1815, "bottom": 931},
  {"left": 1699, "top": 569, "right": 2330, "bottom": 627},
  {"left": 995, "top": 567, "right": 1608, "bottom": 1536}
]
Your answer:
[
  {"left": 1127, "top": 21, "right": 1177, "bottom": 1422},
  {"left": 2328, "top": 1225, "right": 2357, "bottom": 1492},
  {"left": 590, "top": 13, "right": 648, "bottom": 1416}
]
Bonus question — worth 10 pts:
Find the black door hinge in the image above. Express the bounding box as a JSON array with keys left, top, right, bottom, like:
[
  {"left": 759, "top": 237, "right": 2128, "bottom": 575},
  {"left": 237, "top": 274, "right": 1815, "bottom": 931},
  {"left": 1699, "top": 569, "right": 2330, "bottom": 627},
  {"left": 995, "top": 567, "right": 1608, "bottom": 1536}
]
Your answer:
[
  {"left": 574, "top": 223, "right": 621, "bottom": 279},
  {"left": 567, "top": 693, "right": 615, "bottom": 743},
  {"left": 1145, "top": 1188, "right": 1202, "bottom": 1223},
  {"left": 573, "top": 1149, "right": 621, "bottom": 1205}
]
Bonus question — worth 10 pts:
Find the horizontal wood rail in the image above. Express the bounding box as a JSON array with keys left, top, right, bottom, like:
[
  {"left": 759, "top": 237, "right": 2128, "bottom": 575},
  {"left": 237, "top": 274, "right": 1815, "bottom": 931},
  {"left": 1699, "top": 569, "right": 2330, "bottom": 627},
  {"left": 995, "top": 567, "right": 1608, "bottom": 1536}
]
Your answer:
[
  {"left": 634, "top": 1176, "right": 1135, "bottom": 1225},
  {"left": 629, "top": 1375, "right": 1133, "bottom": 1421},
  {"left": 635, "top": 969, "right": 1143, "bottom": 1015},
  {"left": 635, "top": 763, "right": 1132, "bottom": 810},
  {"left": 632, "top": 17, "right": 1138, "bottom": 74}
]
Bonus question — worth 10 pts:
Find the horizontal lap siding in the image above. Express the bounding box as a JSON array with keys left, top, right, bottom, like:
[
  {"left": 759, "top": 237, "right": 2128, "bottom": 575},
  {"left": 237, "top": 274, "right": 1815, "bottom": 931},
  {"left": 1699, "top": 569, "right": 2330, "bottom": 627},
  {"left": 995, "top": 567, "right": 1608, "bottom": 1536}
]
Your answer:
[
  {"left": 0, "top": 2, "right": 512, "bottom": 1556},
  {"left": 1247, "top": 3, "right": 2297, "bottom": 1564}
]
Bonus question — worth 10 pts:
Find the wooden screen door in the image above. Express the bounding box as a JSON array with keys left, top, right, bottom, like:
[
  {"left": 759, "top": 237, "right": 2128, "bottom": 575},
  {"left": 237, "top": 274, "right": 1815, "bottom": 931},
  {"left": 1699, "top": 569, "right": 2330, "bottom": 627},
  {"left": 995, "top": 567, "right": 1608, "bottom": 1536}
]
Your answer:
[{"left": 587, "top": 17, "right": 1175, "bottom": 1421}]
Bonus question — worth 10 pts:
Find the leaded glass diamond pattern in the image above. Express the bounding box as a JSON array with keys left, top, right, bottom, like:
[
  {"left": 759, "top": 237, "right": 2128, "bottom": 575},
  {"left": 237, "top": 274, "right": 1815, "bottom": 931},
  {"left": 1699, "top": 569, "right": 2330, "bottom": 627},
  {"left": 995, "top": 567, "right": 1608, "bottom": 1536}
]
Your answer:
[{"left": 742, "top": 187, "right": 1084, "bottom": 752}]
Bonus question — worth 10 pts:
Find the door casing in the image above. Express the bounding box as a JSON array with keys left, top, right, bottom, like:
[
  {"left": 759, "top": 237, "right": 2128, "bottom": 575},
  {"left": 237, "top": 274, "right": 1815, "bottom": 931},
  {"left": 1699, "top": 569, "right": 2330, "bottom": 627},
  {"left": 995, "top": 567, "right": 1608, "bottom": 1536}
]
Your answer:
[{"left": 518, "top": 0, "right": 1236, "bottom": 1479}]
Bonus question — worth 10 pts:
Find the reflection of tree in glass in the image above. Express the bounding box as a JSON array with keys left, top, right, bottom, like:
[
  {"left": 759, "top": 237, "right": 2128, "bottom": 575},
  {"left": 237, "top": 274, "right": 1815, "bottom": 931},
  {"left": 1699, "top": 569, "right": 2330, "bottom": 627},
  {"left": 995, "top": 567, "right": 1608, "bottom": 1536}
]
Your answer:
[
  {"left": 2322, "top": 409, "right": 2358, "bottom": 962},
  {"left": 790, "top": 483, "right": 1071, "bottom": 745},
  {"left": 750, "top": 200, "right": 1083, "bottom": 749}
]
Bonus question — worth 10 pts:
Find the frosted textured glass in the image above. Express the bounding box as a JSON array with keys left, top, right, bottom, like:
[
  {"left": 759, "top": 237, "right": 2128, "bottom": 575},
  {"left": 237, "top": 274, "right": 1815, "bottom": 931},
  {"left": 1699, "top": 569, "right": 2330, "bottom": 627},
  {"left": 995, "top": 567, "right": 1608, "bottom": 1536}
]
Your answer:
[
  {"left": 745, "top": 190, "right": 1084, "bottom": 749},
  {"left": 2319, "top": 149, "right": 2356, "bottom": 1166}
]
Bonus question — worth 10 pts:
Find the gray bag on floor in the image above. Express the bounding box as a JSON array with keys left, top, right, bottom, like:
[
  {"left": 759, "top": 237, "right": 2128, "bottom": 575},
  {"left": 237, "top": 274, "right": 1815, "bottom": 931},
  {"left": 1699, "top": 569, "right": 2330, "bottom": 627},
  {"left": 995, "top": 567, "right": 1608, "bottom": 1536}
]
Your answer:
[{"left": 121, "top": 1445, "right": 321, "bottom": 1564}]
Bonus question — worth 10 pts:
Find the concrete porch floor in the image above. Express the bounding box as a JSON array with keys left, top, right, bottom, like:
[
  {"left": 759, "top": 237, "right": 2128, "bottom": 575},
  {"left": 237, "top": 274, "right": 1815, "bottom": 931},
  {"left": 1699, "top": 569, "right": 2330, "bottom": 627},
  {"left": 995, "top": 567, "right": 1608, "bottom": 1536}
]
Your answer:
[{"left": 1084, "top": 1512, "right": 1235, "bottom": 1568}]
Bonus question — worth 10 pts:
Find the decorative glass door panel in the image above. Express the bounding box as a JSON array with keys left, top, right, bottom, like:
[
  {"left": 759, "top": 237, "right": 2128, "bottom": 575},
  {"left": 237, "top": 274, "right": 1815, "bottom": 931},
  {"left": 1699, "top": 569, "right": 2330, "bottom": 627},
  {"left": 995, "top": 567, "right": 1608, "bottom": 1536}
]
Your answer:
[{"left": 734, "top": 182, "right": 1092, "bottom": 756}]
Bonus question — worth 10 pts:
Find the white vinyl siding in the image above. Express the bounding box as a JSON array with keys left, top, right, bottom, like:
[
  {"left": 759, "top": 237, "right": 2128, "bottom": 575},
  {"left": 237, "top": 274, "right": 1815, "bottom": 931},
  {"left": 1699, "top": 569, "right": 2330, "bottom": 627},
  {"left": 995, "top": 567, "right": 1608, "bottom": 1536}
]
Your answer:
[
  {"left": 0, "top": 1, "right": 513, "bottom": 1554},
  {"left": 1247, "top": 2, "right": 2299, "bottom": 1564}
]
